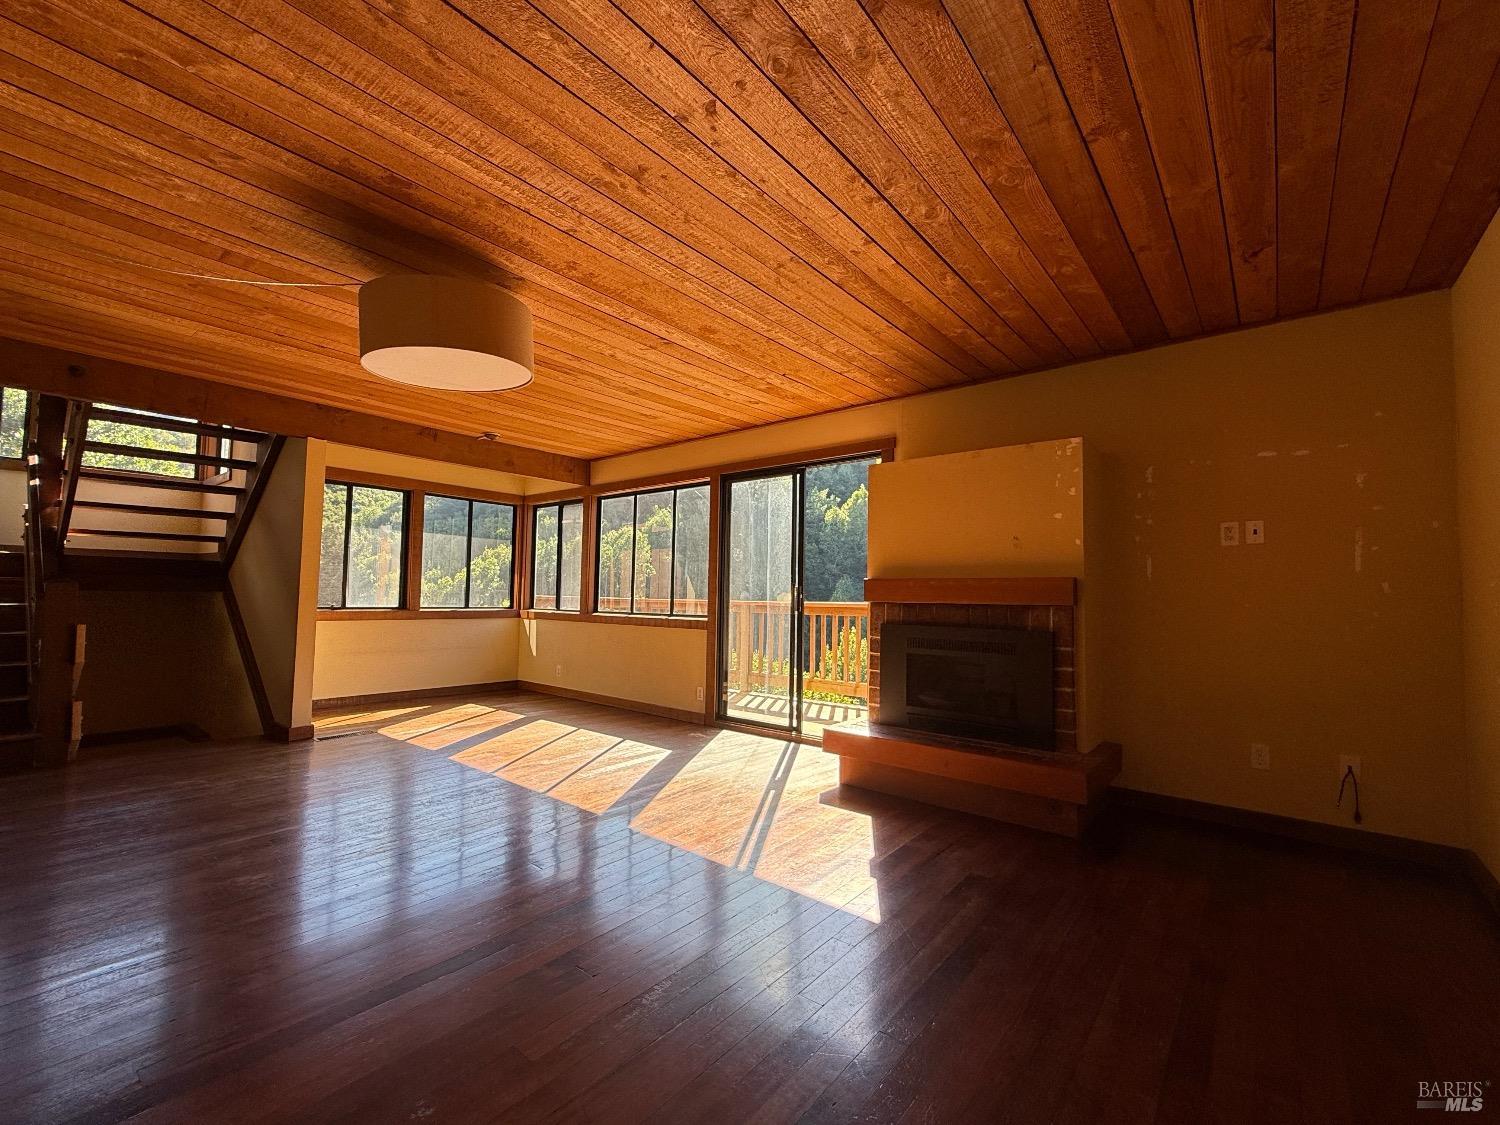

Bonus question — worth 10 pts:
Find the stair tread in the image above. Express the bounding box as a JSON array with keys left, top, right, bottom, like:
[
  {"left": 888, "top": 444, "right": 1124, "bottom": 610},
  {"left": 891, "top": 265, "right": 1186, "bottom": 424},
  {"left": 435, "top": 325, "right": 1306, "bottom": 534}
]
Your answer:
[
  {"left": 84, "top": 441, "right": 256, "bottom": 471},
  {"left": 69, "top": 529, "right": 224, "bottom": 543},
  {"left": 74, "top": 500, "right": 235, "bottom": 520},
  {"left": 80, "top": 470, "right": 244, "bottom": 497}
]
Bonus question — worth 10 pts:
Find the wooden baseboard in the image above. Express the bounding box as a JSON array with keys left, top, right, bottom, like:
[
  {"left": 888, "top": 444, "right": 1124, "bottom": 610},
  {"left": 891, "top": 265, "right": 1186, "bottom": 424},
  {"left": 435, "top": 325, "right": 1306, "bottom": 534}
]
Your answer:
[
  {"left": 313, "top": 680, "right": 519, "bottom": 711},
  {"left": 515, "top": 680, "right": 705, "bottom": 726},
  {"left": 271, "top": 723, "right": 315, "bottom": 744},
  {"left": 1111, "top": 787, "right": 1470, "bottom": 872}
]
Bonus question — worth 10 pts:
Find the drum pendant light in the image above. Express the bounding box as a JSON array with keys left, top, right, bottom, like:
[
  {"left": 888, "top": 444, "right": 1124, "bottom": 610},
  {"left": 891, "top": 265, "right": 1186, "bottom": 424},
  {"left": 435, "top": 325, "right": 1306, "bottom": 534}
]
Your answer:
[{"left": 358, "top": 274, "right": 534, "bottom": 391}]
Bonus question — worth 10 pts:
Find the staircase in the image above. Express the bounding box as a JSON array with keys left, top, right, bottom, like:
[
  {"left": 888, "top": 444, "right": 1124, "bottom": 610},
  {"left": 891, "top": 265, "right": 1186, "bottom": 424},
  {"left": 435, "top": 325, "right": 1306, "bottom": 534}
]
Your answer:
[
  {"left": 0, "top": 548, "right": 31, "bottom": 751},
  {"left": 60, "top": 404, "right": 283, "bottom": 567},
  {"left": 7, "top": 395, "right": 285, "bottom": 768}
]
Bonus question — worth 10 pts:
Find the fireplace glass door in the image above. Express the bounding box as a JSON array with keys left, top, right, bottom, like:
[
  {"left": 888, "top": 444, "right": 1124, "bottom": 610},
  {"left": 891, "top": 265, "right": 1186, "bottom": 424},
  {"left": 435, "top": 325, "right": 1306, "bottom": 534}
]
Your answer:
[{"left": 717, "top": 455, "right": 879, "bottom": 737}]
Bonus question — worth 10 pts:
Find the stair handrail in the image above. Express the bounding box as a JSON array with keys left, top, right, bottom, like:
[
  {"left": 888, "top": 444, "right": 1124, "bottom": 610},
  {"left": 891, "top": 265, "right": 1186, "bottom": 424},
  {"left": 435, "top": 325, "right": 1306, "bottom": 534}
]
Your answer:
[
  {"left": 20, "top": 395, "right": 57, "bottom": 734},
  {"left": 57, "top": 400, "right": 90, "bottom": 548}
]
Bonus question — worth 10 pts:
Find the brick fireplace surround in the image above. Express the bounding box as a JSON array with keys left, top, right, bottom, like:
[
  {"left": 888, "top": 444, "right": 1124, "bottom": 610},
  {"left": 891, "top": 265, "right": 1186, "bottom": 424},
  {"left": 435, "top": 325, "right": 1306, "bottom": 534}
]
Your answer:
[
  {"left": 826, "top": 576, "right": 1118, "bottom": 837},
  {"left": 868, "top": 598, "right": 1077, "bottom": 753}
]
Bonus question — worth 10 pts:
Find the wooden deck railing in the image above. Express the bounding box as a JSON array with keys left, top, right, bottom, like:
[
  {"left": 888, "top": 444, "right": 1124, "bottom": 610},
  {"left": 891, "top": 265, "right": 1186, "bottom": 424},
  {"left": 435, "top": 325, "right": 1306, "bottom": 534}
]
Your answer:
[{"left": 724, "top": 599, "right": 870, "bottom": 701}]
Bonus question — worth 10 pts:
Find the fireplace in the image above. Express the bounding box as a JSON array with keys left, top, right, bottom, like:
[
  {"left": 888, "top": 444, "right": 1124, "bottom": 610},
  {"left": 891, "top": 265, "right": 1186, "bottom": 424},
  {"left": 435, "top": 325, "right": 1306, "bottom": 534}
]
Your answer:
[{"left": 878, "top": 622, "right": 1055, "bottom": 749}]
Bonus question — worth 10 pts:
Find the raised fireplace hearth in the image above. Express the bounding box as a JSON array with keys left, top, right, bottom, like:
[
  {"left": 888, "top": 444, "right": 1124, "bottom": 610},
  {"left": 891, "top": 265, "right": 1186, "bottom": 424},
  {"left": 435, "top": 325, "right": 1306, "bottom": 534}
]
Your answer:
[
  {"left": 824, "top": 576, "right": 1119, "bottom": 837},
  {"left": 879, "top": 622, "right": 1054, "bottom": 748}
]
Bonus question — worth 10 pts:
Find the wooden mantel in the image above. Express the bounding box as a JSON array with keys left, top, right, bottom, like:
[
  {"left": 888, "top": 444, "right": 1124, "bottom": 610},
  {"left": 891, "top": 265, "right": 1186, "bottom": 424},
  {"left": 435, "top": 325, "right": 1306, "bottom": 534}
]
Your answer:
[{"left": 863, "top": 576, "right": 1076, "bottom": 606}]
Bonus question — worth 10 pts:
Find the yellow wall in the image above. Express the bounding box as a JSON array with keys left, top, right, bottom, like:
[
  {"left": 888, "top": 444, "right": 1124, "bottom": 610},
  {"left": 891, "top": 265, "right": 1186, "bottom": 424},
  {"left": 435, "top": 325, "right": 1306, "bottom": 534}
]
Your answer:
[
  {"left": 867, "top": 440, "right": 1084, "bottom": 579},
  {"left": 0, "top": 467, "right": 26, "bottom": 544},
  {"left": 315, "top": 617, "right": 520, "bottom": 700},
  {"left": 519, "top": 619, "right": 707, "bottom": 717},
  {"left": 591, "top": 293, "right": 1467, "bottom": 847},
  {"left": 324, "top": 443, "right": 554, "bottom": 496},
  {"left": 1453, "top": 214, "right": 1500, "bottom": 881},
  {"left": 230, "top": 438, "right": 319, "bottom": 730}
]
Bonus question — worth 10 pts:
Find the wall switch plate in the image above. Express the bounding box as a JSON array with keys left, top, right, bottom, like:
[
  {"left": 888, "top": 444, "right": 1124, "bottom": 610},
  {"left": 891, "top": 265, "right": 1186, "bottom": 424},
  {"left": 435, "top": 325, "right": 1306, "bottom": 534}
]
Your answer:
[
  {"left": 1246, "top": 519, "right": 1265, "bottom": 544},
  {"left": 1339, "top": 754, "right": 1361, "bottom": 782},
  {"left": 1220, "top": 521, "right": 1241, "bottom": 547},
  {"left": 1250, "top": 743, "right": 1271, "bottom": 770}
]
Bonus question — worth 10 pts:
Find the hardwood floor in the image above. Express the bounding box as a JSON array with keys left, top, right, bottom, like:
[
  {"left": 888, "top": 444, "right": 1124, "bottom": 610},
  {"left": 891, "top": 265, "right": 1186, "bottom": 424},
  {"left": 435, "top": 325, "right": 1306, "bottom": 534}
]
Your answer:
[{"left": 3, "top": 690, "right": 1497, "bottom": 1123}]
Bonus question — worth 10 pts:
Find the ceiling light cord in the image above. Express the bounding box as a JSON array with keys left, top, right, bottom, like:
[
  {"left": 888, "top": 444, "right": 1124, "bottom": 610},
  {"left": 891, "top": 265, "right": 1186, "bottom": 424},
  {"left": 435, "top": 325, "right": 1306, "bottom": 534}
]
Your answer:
[{"left": 76, "top": 247, "right": 363, "bottom": 288}]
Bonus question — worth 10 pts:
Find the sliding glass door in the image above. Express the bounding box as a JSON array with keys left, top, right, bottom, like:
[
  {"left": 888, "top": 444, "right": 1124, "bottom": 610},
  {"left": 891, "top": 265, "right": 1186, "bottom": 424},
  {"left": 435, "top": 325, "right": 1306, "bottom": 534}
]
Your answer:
[
  {"left": 718, "top": 455, "right": 877, "bottom": 737},
  {"left": 720, "top": 470, "right": 801, "bottom": 731}
]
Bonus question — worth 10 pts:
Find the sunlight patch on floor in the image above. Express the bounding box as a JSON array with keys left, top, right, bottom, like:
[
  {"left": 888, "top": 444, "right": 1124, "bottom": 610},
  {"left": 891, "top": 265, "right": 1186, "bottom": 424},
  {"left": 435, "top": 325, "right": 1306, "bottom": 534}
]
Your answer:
[
  {"left": 376, "top": 704, "right": 501, "bottom": 741},
  {"left": 630, "top": 730, "right": 881, "bottom": 921},
  {"left": 313, "top": 705, "right": 428, "bottom": 731},
  {"left": 406, "top": 709, "right": 524, "bottom": 751},
  {"left": 326, "top": 698, "right": 882, "bottom": 921},
  {"left": 446, "top": 719, "right": 577, "bottom": 773},
  {"left": 546, "top": 740, "right": 674, "bottom": 814}
]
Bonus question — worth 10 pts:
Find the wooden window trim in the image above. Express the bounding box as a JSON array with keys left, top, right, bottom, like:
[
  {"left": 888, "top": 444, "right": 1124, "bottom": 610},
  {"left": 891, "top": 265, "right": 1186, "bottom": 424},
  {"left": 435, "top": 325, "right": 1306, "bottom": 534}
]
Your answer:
[
  {"left": 318, "top": 608, "right": 520, "bottom": 622},
  {"left": 318, "top": 474, "right": 522, "bottom": 618},
  {"left": 417, "top": 491, "right": 519, "bottom": 612},
  {"left": 518, "top": 609, "right": 706, "bottom": 630},
  {"left": 318, "top": 479, "right": 410, "bottom": 612},
  {"left": 524, "top": 497, "right": 586, "bottom": 612},
  {"left": 593, "top": 483, "right": 710, "bottom": 620},
  {"left": 519, "top": 435, "right": 896, "bottom": 723}
]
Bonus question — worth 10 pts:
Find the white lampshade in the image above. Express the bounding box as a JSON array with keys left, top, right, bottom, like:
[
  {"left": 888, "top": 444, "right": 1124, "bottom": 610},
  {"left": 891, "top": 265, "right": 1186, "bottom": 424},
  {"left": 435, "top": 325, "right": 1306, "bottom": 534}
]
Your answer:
[{"left": 358, "top": 274, "right": 534, "bottom": 391}]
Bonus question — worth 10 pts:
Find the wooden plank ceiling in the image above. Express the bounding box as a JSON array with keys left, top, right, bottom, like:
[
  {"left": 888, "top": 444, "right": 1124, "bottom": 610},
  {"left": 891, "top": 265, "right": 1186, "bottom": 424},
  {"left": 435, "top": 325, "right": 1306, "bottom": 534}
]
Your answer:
[{"left": 3, "top": 0, "right": 1499, "bottom": 461}]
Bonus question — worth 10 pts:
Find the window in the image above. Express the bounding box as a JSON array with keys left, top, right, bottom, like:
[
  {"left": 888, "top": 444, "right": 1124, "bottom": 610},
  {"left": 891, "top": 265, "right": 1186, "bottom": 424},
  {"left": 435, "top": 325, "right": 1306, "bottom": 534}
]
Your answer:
[
  {"left": 420, "top": 495, "right": 516, "bottom": 608},
  {"left": 319, "top": 482, "right": 407, "bottom": 609},
  {"left": 596, "top": 484, "right": 708, "bottom": 616},
  {"left": 530, "top": 500, "right": 582, "bottom": 611},
  {"left": 0, "top": 388, "right": 26, "bottom": 460}
]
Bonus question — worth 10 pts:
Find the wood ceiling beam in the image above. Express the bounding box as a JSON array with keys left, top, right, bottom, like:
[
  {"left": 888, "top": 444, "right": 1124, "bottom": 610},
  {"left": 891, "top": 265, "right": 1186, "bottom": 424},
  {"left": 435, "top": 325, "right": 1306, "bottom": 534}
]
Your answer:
[{"left": 0, "top": 339, "right": 588, "bottom": 486}]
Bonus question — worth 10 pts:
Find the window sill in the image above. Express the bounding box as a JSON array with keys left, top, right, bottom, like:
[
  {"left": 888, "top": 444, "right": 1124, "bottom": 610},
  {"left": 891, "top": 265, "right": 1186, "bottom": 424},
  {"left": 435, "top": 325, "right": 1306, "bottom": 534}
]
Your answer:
[
  {"left": 519, "top": 610, "right": 707, "bottom": 630},
  {"left": 317, "top": 608, "right": 520, "bottom": 621}
]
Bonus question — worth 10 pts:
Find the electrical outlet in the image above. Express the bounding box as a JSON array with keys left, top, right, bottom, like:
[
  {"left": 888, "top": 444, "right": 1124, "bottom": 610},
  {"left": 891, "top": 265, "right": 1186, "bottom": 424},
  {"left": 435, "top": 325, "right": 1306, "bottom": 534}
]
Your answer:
[
  {"left": 1246, "top": 519, "right": 1265, "bottom": 544},
  {"left": 1339, "top": 755, "right": 1361, "bottom": 783},
  {"left": 1220, "top": 521, "right": 1241, "bottom": 547},
  {"left": 555, "top": 663, "right": 562, "bottom": 676},
  {"left": 695, "top": 686, "right": 705, "bottom": 702},
  {"left": 1250, "top": 743, "right": 1271, "bottom": 770}
]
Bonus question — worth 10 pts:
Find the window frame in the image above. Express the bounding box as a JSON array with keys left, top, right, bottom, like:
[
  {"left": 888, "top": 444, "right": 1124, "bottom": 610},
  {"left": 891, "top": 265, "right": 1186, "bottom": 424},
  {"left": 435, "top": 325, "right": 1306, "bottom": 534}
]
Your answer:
[
  {"left": 318, "top": 479, "right": 410, "bottom": 612},
  {"left": 419, "top": 492, "right": 518, "bottom": 610},
  {"left": 528, "top": 499, "right": 584, "bottom": 612},
  {"left": 593, "top": 483, "right": 708, "bottom": 619},
  {"left": 317, "top": 470, "right": 523, "bottom": 620},
  {"left": 0, "top": 387, "right": 29, "bottom": 465}
]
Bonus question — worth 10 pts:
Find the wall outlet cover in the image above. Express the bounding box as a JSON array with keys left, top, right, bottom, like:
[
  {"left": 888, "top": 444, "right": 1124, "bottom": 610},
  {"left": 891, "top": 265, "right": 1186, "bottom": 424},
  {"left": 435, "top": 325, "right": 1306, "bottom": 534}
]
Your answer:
[
  {"left": 1220, "top": 521, "right": 1241, "bottom": 547},
  {"left": 1250, "top": 743, "right": 1271, "bottom": 770},
  {"left": 1338, "top": 754, "right": 1361, "bottom": 782},
  {"left": 1246, "top": 519, "right": 1265, "bottom": 544}
]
